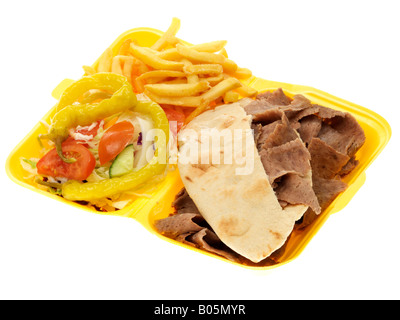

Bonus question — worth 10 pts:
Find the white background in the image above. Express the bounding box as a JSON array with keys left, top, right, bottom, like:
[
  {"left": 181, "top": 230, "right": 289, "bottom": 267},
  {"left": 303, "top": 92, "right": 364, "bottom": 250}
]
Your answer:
[{"left": 1, "top": 0, "right": 399, "bottom": 300}]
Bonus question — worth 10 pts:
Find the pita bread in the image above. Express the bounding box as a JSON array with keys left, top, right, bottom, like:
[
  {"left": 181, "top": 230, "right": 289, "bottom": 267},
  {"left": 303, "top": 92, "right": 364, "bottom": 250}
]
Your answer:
[{"left": 177, "top": 100, "right": 307, "bottom": 263}]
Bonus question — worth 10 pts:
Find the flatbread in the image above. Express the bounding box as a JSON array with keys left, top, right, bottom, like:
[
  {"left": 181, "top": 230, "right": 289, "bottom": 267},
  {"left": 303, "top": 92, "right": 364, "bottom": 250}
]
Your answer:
[{"left": 177, "top": 100, "right": 307, "bottom": 263}]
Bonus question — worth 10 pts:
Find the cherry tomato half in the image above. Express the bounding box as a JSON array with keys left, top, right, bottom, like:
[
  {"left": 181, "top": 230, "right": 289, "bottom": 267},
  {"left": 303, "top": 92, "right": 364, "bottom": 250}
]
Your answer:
[
  {"left": 37, "top": 142, "right": 96, "bottom": 181},
  {"left": 163, "top": 108, "right": 185, "bottom": 136},
  {"left": 98, "top": 120, "right": 134, "bottom": 165}
]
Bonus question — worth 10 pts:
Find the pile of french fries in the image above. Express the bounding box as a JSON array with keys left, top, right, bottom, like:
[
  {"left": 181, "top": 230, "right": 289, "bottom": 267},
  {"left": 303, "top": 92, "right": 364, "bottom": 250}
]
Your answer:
[{"left": 83, "top": 18, "right": 257, "bottom": 123}]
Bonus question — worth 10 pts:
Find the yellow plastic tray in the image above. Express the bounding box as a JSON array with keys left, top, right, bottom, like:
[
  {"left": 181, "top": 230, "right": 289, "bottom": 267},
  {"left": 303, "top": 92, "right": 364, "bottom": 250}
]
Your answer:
[{"left": 5, "top": 27, "right": 392, "bottom": 270}]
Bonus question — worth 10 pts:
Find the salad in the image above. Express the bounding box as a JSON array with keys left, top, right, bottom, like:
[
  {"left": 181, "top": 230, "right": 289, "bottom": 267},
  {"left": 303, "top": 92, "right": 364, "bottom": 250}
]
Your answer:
[{"left": 22, "top": 73, "right": 170, "bottom": 211}]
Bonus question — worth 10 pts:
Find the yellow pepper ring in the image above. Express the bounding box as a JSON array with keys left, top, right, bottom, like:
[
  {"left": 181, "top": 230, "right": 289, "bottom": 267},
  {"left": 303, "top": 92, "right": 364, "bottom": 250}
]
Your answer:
[
  {"left": 47, "top": 73, "right": 137, "bottom": 162},
  {"left": 55, "top": 72, "right": 134, "bottom": 113}
]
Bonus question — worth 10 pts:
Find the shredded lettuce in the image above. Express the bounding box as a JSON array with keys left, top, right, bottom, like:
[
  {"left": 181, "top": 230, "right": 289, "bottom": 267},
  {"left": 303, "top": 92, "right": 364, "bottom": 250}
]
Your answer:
[
  {"left": 22, "top": 158, "right": 37, "bottom": 169},
  {"left": 86, "top": 166, "right": 110, "bottom": 182},
  {"left": 20, "top": 157, "right": 39, "bottom": 176}
]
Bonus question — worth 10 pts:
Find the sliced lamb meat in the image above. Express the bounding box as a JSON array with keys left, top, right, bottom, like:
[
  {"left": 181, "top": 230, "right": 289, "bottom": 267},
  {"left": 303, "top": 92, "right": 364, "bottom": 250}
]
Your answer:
[
  {"left": 154, "top": 213, "right": 204, "bottom": 237},
  {"left": 296, "top": 176, "right": 348, "bottom": 229},
  {"left": 256, "top": 87, "right": 292, "bottom": 106},
  {"left": 260, "top": 113, "right": 299, "bottom": 149},
  {"left": 156, "top": 192, "right": 290, "bottom": 265},
  {"left": 244, "top": 99, "right": 275, "bottom": 120},
  {"left": 256, "top": 122, "right": 279, "bottom": 150},
  {"left": 308, "top": 137, "right": 350, "bottom": 179},
  {"left": 317, "top": 105, "right": 346, "bottom": 119},
  {"left": 338, "top": 157, "right": 359, "bottom": 176},
  {"left": 259, "top": 139, "right": 311, "bottom": 184},
  {"left": 283, "top": 94, "right": 313, "bottom": 112},
  {"left": 296, "top": 208, "right": 318, "bottom": 229},
  {"left": 175, "top": 232, "right": 197, "bottom": 245},
  {"left": 286, "top": 104, "right": 321, "bottom": 127},
  {"left": 285, "top": 103, "right": 344, "bottom": 128},
  {"left": 252, "top": 107, "right": 320, "bottom": 214},
  {"left": 318, "top": 113, "right": 366, "bottom": 157},
  {"left": 245, "top": 104, "right": 284, "bottom": 123},
  {"left": 246, "top": 92, "right": 313, "bottom": 125},
  {"left": 244, "top": 88, "right": 365, "bottom": 230},
  {"left": 172, "top": 188, "right": 200, "bottom": 214},
  {"left": 246, "top": 89, "right": 364, "bottom": 221},
  {"left": 245, "top": 88, "right": 291, "bottom": 123},
  {"left": 157, "top": 189, "right": 245, "bottom": 262},
  {"left": 154, "top": 212, "right": 241, "bottom": 262},
  {"left": 312, "top": 176, "right": 348, "bottom": 210},
  {"left": 298, "top": 115, "right": 322, "bottom": 145},
  {"left": 318, "top": 123, "right": 347, "bottom": 153},
  {"left": 188, "top": 229, "right": 240, "bottom": 262},
  {"left": 251, "top": 123, "right": 263, "bottom": 146},
  {"left": 274, "top": 173, "right": 321, "bottom": 214}
]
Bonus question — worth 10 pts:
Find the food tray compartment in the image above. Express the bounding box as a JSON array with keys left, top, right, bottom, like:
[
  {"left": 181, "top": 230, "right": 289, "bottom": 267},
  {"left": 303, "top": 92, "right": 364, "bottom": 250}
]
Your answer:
[{"left": 146, "top": 76, "right": 390, "bottom": 269}]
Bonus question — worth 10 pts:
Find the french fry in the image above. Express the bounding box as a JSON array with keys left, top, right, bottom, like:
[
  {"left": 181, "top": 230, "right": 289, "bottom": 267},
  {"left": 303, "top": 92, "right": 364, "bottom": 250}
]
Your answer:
[
  {"left": 141, "top": 46, "right": 161, "bottom": 55},
  {"left": 157, "top": 40, "right": 227, "bottom": 61},
  {"left": 144, "top": 76, "right": 188, "bottom": 84},
  {"left": 118, "top": 39, "right": 133, "bottom": 56},
  {"left": 165, "top": 35, "right": 183, "bottom": 47},
  {"left": 130, "top": 43, "right": 184, "bottom": 71},
  {"left": 235, "top": 83, "right": 258, "bottom": 97},
  {"left": 132, "top": 77, "right": 145, "bottom": 93},
  {"left": 187, "top": 73, "right": 199, "bottom": 84},
  {"left": 176, "top": 44, "right": 226, "bottom": 64},
  {"left": 230, "top": 67, "right": 252, "bottom": 79},
  {"left": 184, "top": 77, "right": 242, "bottom": 124},
  {"left": 151, "top": 17, "right": 181, "bottom": 51},
  {"left": 111, "top": 56, "right": 124, "bottom": 75},
  {"left": 201, "top": 77, "right": 242, "bottom": 103},
  {"left": 144, "top": 80, "right": 210, "bottom": 97},
  {"left": 223, "top": 90, "right": 240, "bottom": 103},
  {"left": 220, "top": 48, "right": 228, "bottom": 58},
  {"left": 203, "top": 74, "right": 224, "bottom": 86},
  {"left": 97, "top": 47, "right": 113, "bottom": 72},
  {"left": 122, "top": 56, "right": 134, "bottom": 82},
  {"left": 181, "top": 59, "right": 199, "bottom": 84},
  {"left": 177, "top": 43, "right": 235, "bottom": 73},
  {"left": 137, "top": 70, "right": 186, "bottom": 81},
  {"left": 144, "top": 89, "right": 202, "bottom": 107},
  {"left": 111, "top": 55, "right": 134, "bottom": 81},
  {"left": 184, "top": 102, "right": 209, "bottom": 124},
  {"left": 221, "top": 58, "right": 238, "bottom": 73},
  {"left": 183, "top": 64, "right": 223, "bottom": 76},
  {"left": 132, "top": 56, "right": 150, "bottom": 76},
  {"left": 142, "top": 77, "right": 168, "bottom": 84},
  {"left": 191, "top": 40, "right": 227, "bottom": 53},
  {"left": 156, "top": 47, "right": 182, "bottom": 60},
  {"left": 161, "top": 78, "right": 188, "bottom": 85}
]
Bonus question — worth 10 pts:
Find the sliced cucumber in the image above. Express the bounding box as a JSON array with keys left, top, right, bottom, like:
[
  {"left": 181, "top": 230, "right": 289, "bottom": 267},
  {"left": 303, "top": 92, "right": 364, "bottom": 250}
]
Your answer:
[{"left": 109, "top": 145, "right": 134, "bottom": 178}]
